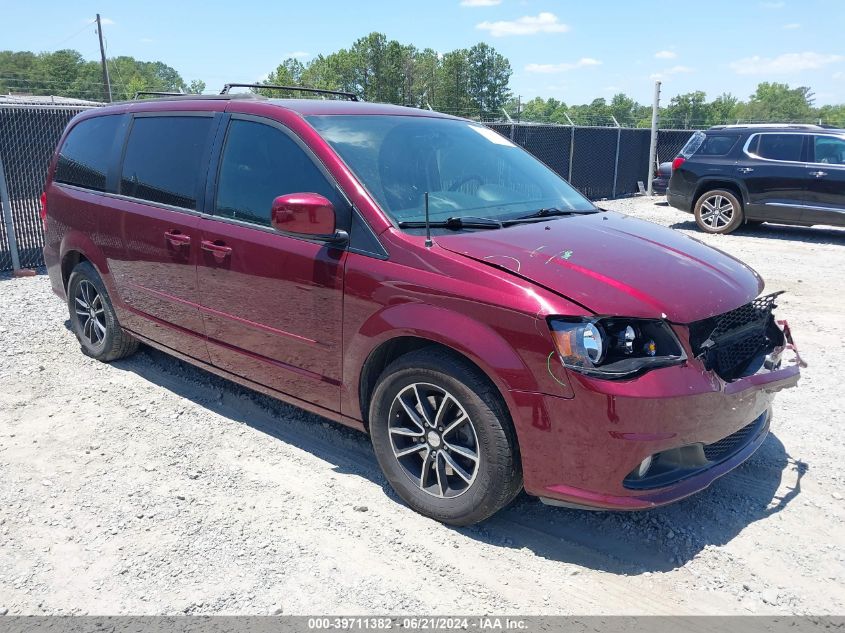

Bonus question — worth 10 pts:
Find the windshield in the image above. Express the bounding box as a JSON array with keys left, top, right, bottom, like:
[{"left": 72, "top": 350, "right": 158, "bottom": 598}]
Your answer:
[{"left": 307, "top": 115, "right": 596, "bottom": 224}]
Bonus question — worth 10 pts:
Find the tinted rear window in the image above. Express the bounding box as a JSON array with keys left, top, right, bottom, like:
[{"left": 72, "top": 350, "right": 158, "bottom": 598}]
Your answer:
[
  {"left": 753, "top": 134, "right": 804, "bottom": 162},
  {"left": 696, "top": 135, "right": 738, "bottom": 156},
  {"left": 55, "top": 115, "right": 122, "bottom": 191},
  {"left": 120, "top": 116, "right": 213, "bottom": 210}
]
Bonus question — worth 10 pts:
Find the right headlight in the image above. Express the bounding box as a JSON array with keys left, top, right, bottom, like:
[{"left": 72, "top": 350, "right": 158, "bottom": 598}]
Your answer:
[{"left": 548, "top": 316, "right": 686, "bottom": 379}]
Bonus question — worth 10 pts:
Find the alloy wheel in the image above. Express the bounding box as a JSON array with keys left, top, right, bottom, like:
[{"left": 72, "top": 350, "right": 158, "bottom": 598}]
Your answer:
[
  {"left": 74, "top": 280, "right": 107, "bottom": 347},
  {"left": 700, "top": 194, "right": 735, "bottom": 229},
  {"left": 388, "top": 382, "right": 480, "bottom": 498}
]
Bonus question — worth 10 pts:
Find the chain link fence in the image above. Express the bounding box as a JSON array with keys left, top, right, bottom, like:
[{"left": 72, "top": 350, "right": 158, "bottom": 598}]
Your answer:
[
  {"left": 0, "top": 103, "right": 95, "bottom": 271},
  {"left": 0, "top": 102, "right": 693, "bottom": 273},
  {"left": 490, "top": 122, "right": 693, "bottom": 200}
]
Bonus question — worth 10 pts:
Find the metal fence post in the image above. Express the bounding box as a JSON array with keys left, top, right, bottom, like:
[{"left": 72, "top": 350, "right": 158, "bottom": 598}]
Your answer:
[
  {"left": 611, "top": 115, "right": 621, "bottom": 199},
  {"left": 564, "top": 113, "right": 575, "bottom": 182},
  {"left": 0, "top": 153, "right": 22, "bottom": 273},
  {"left": 647, "top": 81, "right": 662, "bottom": 196}
]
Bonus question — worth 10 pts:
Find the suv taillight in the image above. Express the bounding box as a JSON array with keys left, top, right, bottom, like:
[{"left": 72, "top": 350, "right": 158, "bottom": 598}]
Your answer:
[
  {"left": 671, "top": 156, "right": 686, "bottom": 171},
  {"left": 40, "top": 192, "right": 48, "bottom": 232}
]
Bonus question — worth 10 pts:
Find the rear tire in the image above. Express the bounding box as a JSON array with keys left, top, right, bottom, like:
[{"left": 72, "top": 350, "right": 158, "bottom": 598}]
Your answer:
[
  {"left": 694, "top": 189, "right": 744, "bottom": 234},
  {"left": 369, "top": 348, "right": 522, "bottom": 526},
  {"left": 67, "top": 261, "right": 139, "bottom": 362}
]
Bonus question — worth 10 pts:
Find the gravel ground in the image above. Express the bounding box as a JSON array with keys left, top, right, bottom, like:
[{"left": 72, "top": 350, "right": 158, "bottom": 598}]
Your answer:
[{"left": 1, "top": 196, "right": 843, "bottom": 616}]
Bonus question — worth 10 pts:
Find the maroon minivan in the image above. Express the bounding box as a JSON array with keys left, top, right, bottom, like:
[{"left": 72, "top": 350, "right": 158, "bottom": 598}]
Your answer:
[{"left": 42, "top": 89, "right": 802, "bottom": 525}]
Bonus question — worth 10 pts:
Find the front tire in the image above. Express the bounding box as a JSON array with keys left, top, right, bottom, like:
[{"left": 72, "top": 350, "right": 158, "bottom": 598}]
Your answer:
[
  {"left": 369, "top": 349, "right": 522, "bottom": 526},
  {"left": 694, "top": 189, "right": 744, "bottom": 234},
  {"left": 67, "top": 261, "right": 139, "bottom": 362}
]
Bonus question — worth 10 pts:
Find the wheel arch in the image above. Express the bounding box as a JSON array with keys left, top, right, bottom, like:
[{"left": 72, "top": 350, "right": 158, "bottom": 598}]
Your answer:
[
  {"left": 350, "top": 305, "right": 532, "bottom": 434},
  {"left": 693, "top": 178, "right": 747, "bottom": 209}
]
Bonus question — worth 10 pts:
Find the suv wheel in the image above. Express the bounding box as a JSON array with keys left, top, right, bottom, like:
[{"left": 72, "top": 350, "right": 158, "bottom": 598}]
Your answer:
[
  {"left": 67, "top": 261, "right": 139, "bottom": 362},
  {"left": 369, "top": 349, "right": 522, "bottom": 526},
  {"left": 694, "top": 189, "right": 744, "bottom": 234}
]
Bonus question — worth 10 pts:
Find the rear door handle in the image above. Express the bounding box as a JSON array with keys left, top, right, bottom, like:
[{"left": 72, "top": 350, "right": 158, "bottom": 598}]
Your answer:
[
  {"left": 737, "top": 167, "right": 754, "bottom": 173},
  {"left": 201, "top": 239, "right": 233, "bottom": 262},
  {"left": 164, "top": 230, "right": 191, "bottom": 247},
  {"left": 809, "top": 170, "right": 828, "bottom": 178}
]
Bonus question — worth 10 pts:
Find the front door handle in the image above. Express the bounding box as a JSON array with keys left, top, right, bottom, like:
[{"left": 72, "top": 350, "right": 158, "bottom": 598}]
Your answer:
[
  {"left": 164, "top": 230, "right": 191, "bottom": 247},
  {"left": 809, "top": 170, "right": 828, "bottom": 178},
  {"left": 737, "top": 167, "right": 754, "bottom": 173},
  {"left": 201, "top": 239, "right": 233, "bottom": 262}
]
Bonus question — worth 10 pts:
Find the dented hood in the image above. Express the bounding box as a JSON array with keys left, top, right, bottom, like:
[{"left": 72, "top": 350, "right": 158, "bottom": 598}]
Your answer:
[{"left": 436, "top": 211, "right": 763, "bottom": 323}]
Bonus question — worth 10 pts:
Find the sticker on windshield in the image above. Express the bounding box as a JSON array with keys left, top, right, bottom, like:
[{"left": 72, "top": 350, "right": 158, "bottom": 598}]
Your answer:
[{"left": 469, "top": 125, "right": 517, "bottom": 147}]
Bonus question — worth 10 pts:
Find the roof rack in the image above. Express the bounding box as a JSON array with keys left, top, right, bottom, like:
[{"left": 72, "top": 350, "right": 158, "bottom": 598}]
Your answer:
[
  {"left": 220, "top": 83, "right": 359, "bottom": 101},
  {"left": 133, "top": 91, "right": 184, "bottom": 99},
  {"left": 709, "top": 123, "right": 823, "bottom": 130}
]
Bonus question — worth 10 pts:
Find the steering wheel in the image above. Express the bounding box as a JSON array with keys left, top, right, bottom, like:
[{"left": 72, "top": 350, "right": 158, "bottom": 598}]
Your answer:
[{"left": 448, "top": 175, "right": 485, "bottom": 191}]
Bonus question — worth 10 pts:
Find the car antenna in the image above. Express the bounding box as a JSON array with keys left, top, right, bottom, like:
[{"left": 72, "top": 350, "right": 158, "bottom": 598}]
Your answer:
[{"left": 424, "top": 192, "right": 433, "bottom": 248}]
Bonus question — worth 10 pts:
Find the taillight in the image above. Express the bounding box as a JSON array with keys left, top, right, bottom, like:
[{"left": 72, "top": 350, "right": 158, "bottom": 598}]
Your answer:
[
  {"left": 40, "top": 191, "right": 48, "bottom": 232},
  {"left": 671, "top": 156, "right": 686, "bottom": 171}
]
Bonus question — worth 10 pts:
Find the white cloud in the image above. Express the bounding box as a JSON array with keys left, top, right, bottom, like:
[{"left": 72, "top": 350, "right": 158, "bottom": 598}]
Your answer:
[
  {"left": 782, "top": 22, "right": 801, "bottom": 29},
  {"left": 99, "top": 17, "right": 115, "bottom": 25},
  {"left": 283, "top": 51, "right": 310, "bottom": 59},
  {"left": 476, "top": 12, "right": 569, "bottom": 37},
  {"left": 760, "top": 1, "right": 785, "bottom": 7},
  {"left": 139, "top": 37, "right": 154, "bottom": 43},
  {"left": 525, "top": 58, "right": 601, "bottom": 73},
  {"left": 654, "top": 50, "right": 677, "bottom": 59},
  {"left": 650, "top": 65, "right": 693, "bottom": 80},
  {"left": 730, "top": 51, "right": 843, "bottom": 75},
  {"left": 832, "top": 71, "right": 844, "bottom": 79},
  {"left": 460, "top": 0, "right": 502, "bottom": 6}
]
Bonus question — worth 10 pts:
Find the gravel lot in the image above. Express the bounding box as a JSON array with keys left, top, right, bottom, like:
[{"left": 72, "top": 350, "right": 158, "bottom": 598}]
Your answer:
[{"left": 1, "top": 196, "right": 843, "bottom": 616}]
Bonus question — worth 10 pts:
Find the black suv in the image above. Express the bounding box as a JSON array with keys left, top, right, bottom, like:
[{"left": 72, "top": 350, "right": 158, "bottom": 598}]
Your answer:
[{"left": 667, "top": 124, "right": 845, "bottom": 234}]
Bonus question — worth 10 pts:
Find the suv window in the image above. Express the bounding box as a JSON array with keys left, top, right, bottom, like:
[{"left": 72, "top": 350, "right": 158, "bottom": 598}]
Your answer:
[
  {"left": 55, "top": 115, "right": 122, "bottom": 191},
  {"left": 752, "top": 134, "right": 804, "bottom": 162},
  {"left": 215, "top": 119, "right": 346, "bottom": 227},
  {"left": 813, "top": 135, "right": 845, "bottom": 165},
  {"left": 697, "top": 135, "right": 738, "bottom": 156},
  {"left": 120, "top": 116, "right": 213, "bottom": 210}
]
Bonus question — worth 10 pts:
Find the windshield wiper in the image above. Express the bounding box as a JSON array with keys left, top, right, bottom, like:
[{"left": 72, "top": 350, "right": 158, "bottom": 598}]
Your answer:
[
  {"left": 507, "top": 207, "right": 600, "bottom": 224},
  {"left": 397, "top": 215, "right": 503, "bottom": 230}
]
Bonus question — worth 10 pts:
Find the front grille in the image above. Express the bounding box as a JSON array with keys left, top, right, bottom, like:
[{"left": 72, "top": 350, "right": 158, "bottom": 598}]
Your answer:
[
  {"left": 689, "top": 293, "right": 785, "bottom": 382},
  {"left": 703, "top": 418, "right": 761, "bottom": 461}
]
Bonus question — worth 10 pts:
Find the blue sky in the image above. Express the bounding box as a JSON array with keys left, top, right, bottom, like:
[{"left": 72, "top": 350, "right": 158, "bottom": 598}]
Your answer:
[{"left": 6, "top": 0, "right": 845, "bottom": 105}]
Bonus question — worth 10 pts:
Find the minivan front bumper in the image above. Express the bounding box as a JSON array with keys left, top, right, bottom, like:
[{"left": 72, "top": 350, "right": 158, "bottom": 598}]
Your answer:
[{"left": 509, "top": 345, "right": 801, "bottom": 510}]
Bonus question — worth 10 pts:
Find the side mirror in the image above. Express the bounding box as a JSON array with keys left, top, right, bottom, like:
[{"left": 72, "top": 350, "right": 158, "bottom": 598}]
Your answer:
[{"left": 270, "top": 193, "right": 347, "bottom": 243}]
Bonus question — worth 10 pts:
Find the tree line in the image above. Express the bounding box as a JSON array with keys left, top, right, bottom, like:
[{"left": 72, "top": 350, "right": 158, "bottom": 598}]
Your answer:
[
  {"left": 0, "top": 49, "right": 204, "bottom": 102},
  {"left": 258, "top": 33, "right": 512, "bottom": 119},
  {"left": 2, "top": 38, "right": 843, "bottom": 128},
  {"left": 512, "top": 83, "right": 845, "bottom": 128}
]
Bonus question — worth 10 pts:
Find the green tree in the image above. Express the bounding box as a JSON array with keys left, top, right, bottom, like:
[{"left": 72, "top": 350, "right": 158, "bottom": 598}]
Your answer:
[{"left": 742, "top": 82, "right": 814, "bottom": 122}]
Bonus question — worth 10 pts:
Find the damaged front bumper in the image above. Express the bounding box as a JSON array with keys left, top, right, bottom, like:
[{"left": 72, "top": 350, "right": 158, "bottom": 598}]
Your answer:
[{"left": 510, "top": 321, "right": 802, "bottom": 511}]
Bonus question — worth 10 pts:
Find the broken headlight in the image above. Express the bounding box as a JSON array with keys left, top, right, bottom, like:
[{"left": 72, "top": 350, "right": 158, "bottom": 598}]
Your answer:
[{"left": 548, "top": 317, "right": 686, "bottom": 379}]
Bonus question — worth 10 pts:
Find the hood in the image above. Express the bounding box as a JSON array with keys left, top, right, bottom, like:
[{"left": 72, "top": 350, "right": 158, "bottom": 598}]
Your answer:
[{"left": 436, "top": 211, "right": 763, "bottom": 323}]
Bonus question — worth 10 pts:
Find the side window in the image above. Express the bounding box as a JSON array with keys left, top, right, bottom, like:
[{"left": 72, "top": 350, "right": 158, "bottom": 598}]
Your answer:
[
  {"left": 120, "top": 116, "right": 213, "bottom": 210},
  {"left": 754, "top": 134, "right": 804, "bottom": 162},
  {"left": 813, "top": 136, "right": 845, "bottom": 165},
  {"left": 696, "top": 135, "right": 738, "bottom": 156},
  {"left": 55, "top": 115, "right": 122, "bottom": 191},
  {"left": 215, "top": 119, "right": 347, "bottom": 227}
]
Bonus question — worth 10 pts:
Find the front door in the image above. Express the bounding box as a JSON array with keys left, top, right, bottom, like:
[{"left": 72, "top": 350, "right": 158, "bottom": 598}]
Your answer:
[
  {"left": 803, "top": 134, "right": 845, "bottom": 226},
  {"left": 741, "top": 132, "right": 808, "bottom": 222},
  {"left": 196, "top": 116, "right": 349, "bottom": 411},
  {"left": 115, "top": 113, "right": 217, "bottom": 362}
]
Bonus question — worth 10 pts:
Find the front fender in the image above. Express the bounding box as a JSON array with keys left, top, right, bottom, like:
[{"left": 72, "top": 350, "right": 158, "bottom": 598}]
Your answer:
[{"left": 344, "top": 302, "right": 538, "bottom": 423}]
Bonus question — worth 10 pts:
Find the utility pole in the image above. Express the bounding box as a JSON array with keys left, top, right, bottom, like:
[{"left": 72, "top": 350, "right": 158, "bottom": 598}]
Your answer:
[
  {"left": 516, "top": 95, "right": 521, "bottom": 124},
  {"left": 96, "top": 14, "right": 112, "bottom": 103},
  {"left": 646, "top": 81, "right": 661, "bottom": 196}
]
